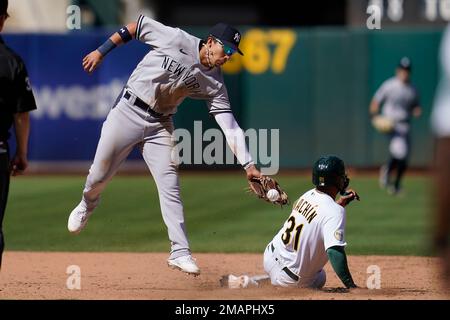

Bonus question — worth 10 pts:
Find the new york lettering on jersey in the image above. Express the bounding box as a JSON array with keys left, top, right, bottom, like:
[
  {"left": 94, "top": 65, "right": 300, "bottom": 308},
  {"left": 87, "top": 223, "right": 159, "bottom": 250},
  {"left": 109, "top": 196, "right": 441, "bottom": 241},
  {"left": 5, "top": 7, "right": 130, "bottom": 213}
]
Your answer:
[{"left": 160, "top": 56, "right": 201, "bottom": 93}]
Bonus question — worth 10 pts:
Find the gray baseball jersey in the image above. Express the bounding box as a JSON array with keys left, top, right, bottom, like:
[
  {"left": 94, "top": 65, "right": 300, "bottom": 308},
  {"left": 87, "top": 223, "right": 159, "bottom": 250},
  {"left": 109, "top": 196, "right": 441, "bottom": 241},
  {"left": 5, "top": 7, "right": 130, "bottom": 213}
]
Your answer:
[
  {"left": 127, "top": 15, "right": 232, "bottom": 116},
  {"left": 374, "top": 77, "right": 420, "bottom": 124}
]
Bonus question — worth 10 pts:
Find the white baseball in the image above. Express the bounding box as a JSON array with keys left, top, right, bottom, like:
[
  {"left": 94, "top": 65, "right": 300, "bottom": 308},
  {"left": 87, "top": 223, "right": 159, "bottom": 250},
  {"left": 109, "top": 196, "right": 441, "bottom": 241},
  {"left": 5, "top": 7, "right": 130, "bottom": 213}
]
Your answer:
[{"left": 266, "top": 189, "right": 280, "bottom": 202}]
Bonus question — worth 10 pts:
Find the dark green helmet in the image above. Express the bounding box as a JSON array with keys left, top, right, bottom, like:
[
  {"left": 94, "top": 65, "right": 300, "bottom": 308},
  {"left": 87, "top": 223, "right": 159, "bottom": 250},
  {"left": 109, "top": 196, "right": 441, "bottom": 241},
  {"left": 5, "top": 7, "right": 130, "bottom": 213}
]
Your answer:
[{"left": 312, "top": 155, "right": 349, "bottom": 195}]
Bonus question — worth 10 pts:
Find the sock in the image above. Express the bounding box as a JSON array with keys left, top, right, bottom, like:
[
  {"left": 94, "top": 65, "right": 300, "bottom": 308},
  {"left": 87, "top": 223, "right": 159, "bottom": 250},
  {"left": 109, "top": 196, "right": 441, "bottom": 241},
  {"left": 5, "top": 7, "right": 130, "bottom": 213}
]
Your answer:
[
  {"left": 394, "top": 159, "right": 407, "bottom": 191},
  {"left": 386, "top": 158, "right": 398, "bottom": 185}
]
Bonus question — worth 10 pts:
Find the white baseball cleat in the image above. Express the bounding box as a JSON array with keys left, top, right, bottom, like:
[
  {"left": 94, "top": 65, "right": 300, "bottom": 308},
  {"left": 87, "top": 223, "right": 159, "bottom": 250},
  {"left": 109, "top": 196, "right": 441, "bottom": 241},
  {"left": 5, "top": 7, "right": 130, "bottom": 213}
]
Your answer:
[
  {"left": 67, "top": 202, "right": 93, "bottom": 234},
  {"left": 167, "top": 255, "right": 201, "bottom": 275}
]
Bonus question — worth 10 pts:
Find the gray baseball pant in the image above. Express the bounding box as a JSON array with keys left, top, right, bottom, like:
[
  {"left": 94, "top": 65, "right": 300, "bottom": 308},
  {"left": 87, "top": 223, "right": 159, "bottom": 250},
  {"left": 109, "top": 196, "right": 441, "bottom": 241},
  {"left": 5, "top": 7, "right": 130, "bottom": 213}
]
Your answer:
[{"left": 79, "top": 95, "right": 190, "bottom": 260}]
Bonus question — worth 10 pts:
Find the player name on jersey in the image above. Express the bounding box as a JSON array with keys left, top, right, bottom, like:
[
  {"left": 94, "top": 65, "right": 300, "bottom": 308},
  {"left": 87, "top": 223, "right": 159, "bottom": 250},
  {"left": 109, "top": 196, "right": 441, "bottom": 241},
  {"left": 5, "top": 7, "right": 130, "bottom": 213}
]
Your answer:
[{"left": 293, "top": 198, "right": 318, "bottom": 224}]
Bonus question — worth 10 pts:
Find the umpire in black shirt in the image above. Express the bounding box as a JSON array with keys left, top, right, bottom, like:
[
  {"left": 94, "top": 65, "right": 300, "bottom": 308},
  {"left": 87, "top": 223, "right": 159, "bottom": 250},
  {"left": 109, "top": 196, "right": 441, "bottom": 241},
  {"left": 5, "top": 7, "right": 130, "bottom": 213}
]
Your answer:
[{"left": 0, "top": 0, "right": 37, "bottom": 269}]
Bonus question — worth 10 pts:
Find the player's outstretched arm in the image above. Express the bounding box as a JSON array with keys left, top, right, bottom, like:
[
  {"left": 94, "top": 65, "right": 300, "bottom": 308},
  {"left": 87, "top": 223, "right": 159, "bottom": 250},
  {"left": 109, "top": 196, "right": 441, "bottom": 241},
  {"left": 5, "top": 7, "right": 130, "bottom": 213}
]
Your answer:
[
  {"left": 245, "top": 164, "right": 261, "bottom": 180},
  {"left": 326, "top": 246, "right": 357, "bottom": 289},
  {"left": 213, "top": 112, "right": 261, "bottom": 180},
  {"left": 82, "top": 22, "right": 137, "bottom": 73}
]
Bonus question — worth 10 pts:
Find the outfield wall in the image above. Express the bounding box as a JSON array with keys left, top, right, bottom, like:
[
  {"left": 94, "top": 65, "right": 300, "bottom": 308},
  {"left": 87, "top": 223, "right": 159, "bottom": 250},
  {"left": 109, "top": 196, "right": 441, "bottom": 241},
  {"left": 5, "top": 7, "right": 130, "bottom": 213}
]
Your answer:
[{"left": 3, "top": 27, "right": 443, "bottom": 171}]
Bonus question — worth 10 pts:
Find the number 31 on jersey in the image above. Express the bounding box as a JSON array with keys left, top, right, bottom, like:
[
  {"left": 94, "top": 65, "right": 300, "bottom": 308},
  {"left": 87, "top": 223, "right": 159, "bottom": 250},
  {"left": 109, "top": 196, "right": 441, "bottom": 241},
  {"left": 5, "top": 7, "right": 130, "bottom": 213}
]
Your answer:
[{"left": 281, "top": 216, "right": 304, "bottom": 251}]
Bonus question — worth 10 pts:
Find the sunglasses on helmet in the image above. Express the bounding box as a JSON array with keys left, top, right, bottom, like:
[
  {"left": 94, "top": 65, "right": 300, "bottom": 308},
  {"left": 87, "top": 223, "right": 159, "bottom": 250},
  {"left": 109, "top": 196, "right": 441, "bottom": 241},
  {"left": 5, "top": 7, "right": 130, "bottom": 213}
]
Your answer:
[{"left": 214, "top": 38, "right": 237, "bottom": 56}]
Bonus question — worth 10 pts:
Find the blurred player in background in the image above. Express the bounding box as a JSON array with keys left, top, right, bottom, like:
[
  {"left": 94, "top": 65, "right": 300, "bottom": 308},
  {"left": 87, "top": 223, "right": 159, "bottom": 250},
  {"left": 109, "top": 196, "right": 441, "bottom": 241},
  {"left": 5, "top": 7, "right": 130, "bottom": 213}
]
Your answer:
[
  {"left": 431, "top": 24, "right": 450, "bottom": 286},
  {"left": 0, "top": 0, "right": 37, "bottom": 270},
  {"left": 369, "top": 57, "right": 422, "bottom": 195}
]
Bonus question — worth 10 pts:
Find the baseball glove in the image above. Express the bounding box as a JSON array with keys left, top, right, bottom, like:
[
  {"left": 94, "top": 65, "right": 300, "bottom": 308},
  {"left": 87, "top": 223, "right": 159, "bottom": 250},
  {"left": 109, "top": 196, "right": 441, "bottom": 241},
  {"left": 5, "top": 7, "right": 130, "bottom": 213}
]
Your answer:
[
  {"left": 248, "top": 176, "right": 289, "bottom": 206},
  {"left": 371, "top": 115, "right": 394, "bottom": 134}
]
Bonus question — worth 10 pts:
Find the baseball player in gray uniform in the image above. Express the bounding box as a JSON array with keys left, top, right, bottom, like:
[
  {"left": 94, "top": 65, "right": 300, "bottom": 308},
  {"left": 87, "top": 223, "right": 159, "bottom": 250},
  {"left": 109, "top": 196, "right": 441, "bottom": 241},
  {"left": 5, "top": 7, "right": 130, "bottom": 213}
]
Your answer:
[
  {"left": 68, "top": 16, "right": 261, "bottom": 275},
  {"left": 369, "top": 57, "right": 422, "bottom": 195}
]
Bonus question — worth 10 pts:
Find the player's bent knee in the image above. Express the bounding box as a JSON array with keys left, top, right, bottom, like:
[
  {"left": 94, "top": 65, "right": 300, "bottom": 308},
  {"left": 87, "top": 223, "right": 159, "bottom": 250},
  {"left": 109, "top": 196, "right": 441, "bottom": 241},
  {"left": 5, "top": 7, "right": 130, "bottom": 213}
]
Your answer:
[
  {"left": 274, "top": 271, "right": 298, "bottom": 287},
  {"left": 310, "top": 269, "right": 326, "bottom": 289}
]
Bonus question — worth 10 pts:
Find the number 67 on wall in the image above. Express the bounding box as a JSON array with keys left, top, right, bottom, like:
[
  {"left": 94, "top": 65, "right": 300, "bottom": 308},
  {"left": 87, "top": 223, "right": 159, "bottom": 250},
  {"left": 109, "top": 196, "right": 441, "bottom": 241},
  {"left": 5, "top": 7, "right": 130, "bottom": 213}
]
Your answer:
[{"left": 223, "top": 28, "right": 297, "bottom": 75}]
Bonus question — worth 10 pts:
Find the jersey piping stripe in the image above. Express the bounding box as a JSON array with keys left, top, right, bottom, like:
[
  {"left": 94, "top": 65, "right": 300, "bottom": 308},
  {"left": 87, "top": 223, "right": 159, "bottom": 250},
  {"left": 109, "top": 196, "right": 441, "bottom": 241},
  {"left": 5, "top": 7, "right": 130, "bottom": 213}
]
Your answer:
[
  {"left": 208, "top": 110, "right": 232, "bottom": 115},
  {"left": 136, "top": 14, "right": 144, "bottom": 39},
  {"left": 136, "top": 14, "right": 144, "bottom": 40}
]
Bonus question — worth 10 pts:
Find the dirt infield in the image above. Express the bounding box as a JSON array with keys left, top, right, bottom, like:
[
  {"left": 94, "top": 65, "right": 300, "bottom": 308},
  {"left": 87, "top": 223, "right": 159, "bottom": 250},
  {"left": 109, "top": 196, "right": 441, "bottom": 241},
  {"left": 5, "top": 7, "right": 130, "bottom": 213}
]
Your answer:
[{"left": 0, "top": 252, "right": 448, "bottom": 300}]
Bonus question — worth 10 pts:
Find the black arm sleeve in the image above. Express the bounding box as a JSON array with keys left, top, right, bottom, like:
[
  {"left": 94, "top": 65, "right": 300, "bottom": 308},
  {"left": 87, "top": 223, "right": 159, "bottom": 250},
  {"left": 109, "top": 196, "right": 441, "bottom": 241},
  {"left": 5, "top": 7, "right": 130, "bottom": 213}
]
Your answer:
[
  {"left": 13, "top": 58, "right": 37, "bottom": 114},
  {"left": 326, "top": 245, "right": 357, "bottom": 288}
]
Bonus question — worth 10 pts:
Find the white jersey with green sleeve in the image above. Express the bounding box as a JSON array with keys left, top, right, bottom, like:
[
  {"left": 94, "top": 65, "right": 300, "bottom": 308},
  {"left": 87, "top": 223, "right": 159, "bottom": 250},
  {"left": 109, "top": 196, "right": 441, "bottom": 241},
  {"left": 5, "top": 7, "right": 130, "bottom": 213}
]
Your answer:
[
  {"left": 126, "top": 15, "right": 231, "bottom": 116},
  {"left": 270, "top": 188, "right": 347, "bottom": 280}
]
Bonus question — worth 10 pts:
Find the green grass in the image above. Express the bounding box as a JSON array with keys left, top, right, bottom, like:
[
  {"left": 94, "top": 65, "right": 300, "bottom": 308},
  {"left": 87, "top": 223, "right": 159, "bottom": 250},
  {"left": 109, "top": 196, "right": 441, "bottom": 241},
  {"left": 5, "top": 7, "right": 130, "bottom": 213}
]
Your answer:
[{"left": 3, "top": 174, "right": 433, "bottom": 255}]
